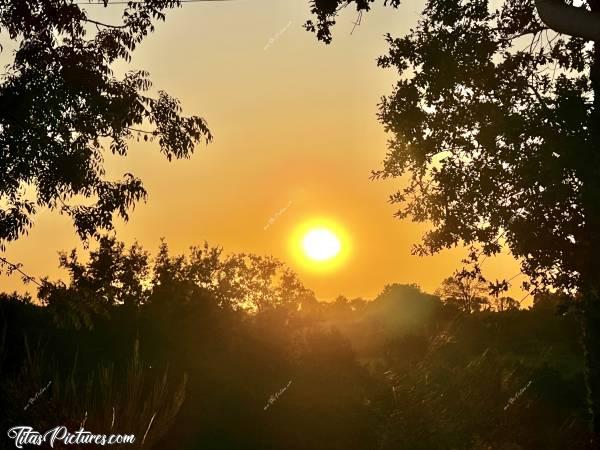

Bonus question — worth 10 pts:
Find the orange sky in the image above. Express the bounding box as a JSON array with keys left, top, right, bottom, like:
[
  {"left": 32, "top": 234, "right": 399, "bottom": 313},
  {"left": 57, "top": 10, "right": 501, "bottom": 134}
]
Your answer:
[{"left": 0, "top": 0, "right": 523, "bottom": 301}]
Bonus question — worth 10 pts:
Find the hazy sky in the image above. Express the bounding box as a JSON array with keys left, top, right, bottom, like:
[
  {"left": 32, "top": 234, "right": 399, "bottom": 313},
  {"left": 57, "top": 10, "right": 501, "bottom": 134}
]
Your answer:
[{"left": 1, "top": 0, "right": 522, "bottom": 301}]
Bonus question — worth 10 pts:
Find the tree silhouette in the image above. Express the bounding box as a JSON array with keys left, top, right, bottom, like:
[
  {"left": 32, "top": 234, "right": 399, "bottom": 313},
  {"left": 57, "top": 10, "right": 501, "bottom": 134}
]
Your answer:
[
  {"left": 40, "top": 237, "right": 320, "bottom": 323},
  {"left": 1, "top": 252, "right": 590, "bottom": 449},
  {"left": 304, "top": 0, "right": 401, "bottom": 44},
  {"left": 535, "top": 0, "right": 600, "bottom": 41},
  {"left": 307, "top": 0, "right": 600, "bottom": 441},
  {"left": 0, "top": 1, "right": 212, "bottom": 248},
  {"left": 436, "top": 275, "right": 489, "bottom": 314}
]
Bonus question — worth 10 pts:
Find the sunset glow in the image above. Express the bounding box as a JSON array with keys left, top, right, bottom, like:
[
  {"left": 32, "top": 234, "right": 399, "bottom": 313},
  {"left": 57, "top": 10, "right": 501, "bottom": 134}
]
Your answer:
[
  {"left": 302, "top": 228, "right": 341, "bottom": 262},
  {"left": 291, "top": 219, "right": 350, "bottom": 272},
  {"left": 0, "top": 1, "right": 521, "bottom": 300}
]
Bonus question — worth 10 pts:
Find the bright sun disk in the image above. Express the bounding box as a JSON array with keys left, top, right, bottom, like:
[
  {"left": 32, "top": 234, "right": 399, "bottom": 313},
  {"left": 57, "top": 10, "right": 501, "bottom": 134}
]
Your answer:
[{"left": 302, "top": 228, "right": 341, "bottom": 262}]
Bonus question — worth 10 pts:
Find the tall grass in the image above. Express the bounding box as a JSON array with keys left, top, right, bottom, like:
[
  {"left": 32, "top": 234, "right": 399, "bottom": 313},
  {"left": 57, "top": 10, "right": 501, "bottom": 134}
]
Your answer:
[{"left": 1, "top": 331, "right": 187, "bottom": 449}]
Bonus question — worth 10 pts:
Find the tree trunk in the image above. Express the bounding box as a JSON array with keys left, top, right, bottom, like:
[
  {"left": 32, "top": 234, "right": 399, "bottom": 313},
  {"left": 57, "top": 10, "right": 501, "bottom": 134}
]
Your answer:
[
  {"left": 582, "top": 4, "right": 600, "bottom": 445},
  {"left": 582, "top": 293, "right": 600, "bottom": 447}
]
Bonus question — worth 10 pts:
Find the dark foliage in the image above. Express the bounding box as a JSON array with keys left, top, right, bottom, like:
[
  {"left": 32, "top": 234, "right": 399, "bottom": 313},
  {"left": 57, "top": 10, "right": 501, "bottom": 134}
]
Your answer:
[
  {"left": 307, "top": 0, "right": 600, "bottom": 440},
  {"left": 0, "top": 1, "right": 212, "bottom": 248},
  {"left": 0, "top": 239, "right": 588, "bottom": 449}
]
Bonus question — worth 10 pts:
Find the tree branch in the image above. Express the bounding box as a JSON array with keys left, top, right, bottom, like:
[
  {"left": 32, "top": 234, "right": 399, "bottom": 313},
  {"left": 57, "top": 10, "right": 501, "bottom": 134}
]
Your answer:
[
  {"left": 0, "top": 256, "right": 41, "bottom": 287},
  {"left": 535, "top": 0, "right": 600, "bottom": 41},
  {"left": 83, "top": 18, "right": 128, "bottom": 29}
]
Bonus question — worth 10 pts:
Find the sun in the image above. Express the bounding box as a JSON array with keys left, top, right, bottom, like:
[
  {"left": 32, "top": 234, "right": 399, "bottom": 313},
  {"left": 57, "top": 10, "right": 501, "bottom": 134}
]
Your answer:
[
  {"left": 302, "top": 228, "right": 341, "bottom": 262},
  {"left": 290, "top": 218, "right": 350, "bottom": 272}
]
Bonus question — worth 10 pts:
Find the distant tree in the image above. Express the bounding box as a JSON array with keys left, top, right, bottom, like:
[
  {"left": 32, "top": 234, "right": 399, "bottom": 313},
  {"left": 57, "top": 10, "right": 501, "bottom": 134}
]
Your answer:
[
  {"left": 531, "top": 290, "right": 572, "bottom": 313},
  {"left": 40, "top": 237, "right": 317, "bottom": 325},
  {"left": 38, "top": 236, "right": 150, "bottom": 328},
  {"left": 436, "top": 275, "right": 489, "bottom": 314},
  {"left": 0, "top": 1, "right": 212, "bottom": 248},
  {"left": 487, "top": 278, "right": 519, "bottom": 311},
  {"left": 493, "top": 295, "right": 519, "bottom": 312},
  {"left": 54, "top": 235, "right": 150, "bottom": 306},
  {"left": 369, "top": 283, "right": 442, "bottom": 333},
  {"left": 307, "top": 0, "right": 600, "bottom": 440},
  {"left": 152, "top": 242, "right": 316, "bottom": 313},
  {"left": 277, "top": 268, "right": 319, "bottom": 310},
  {"left": 334, "top": 295, "right": 351, "bottom": 306},
  {"left": 333, "top": 295, "right": 367, "bottom": 311}
]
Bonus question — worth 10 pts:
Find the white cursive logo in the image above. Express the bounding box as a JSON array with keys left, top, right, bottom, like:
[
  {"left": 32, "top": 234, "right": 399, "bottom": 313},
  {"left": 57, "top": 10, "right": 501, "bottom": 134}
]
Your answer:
[
  {"left": 264, "top": 380, "right": 292, "bottom": 411},
  {"left": 7, "top": 426, "right": 135, "bottom": 448},
  {"left": 23, "top": 381, "right": 52, "bottom": 411}
]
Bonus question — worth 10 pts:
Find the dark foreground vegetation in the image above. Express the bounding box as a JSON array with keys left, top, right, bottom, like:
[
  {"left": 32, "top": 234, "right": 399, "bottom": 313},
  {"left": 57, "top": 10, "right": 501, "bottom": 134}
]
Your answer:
[{"left": 0, "top": 238, "right": 590, "bottom": 449}]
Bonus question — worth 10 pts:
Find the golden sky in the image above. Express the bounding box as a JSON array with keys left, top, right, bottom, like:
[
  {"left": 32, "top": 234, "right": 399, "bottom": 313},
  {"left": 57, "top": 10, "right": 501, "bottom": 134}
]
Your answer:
[{"left": 0, "top": 0, "right": 522, "bottom": 301}]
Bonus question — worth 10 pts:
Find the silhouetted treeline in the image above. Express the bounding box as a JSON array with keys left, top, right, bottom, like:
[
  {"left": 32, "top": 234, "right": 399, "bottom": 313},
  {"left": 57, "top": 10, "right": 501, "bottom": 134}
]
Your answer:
[{"left": 0, "top": 238, "right": 590, "bottom": 449}]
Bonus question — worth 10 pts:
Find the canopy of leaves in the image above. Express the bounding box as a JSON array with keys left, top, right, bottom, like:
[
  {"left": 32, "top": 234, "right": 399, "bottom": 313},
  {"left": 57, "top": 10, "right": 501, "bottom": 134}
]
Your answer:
[
  {"left": 38, "top": 236, "right": 319, "bottom": 328},
  {"left": 305, "top": 0, "right": 401, "bottom": 43},
  {"left": 309, "top": 0, "right": 595, "bottom": 294},
  {"left": 0, "top": 0, "right": 212, "bottom": 247}
]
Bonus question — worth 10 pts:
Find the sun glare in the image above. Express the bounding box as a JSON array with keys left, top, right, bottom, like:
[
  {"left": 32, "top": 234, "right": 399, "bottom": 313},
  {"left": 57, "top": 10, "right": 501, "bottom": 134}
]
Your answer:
[
  {"left": 302, "top": 228, "right": 341, "bottom": 261},
  {"left": 290, "top": 219, "right": 350, "bottom": 272}
]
